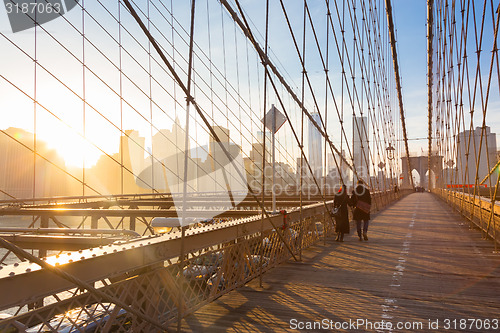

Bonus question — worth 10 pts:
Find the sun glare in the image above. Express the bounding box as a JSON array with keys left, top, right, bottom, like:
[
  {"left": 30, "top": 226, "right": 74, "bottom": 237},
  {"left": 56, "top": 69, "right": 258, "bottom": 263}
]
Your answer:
[{"left": 38, "top": 126, "right": 110, "bottom": 168}]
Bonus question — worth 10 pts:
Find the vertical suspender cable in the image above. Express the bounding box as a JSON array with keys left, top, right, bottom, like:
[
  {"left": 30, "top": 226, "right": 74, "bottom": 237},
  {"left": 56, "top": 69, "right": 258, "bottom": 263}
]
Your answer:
[
  {"left": 427, "top": 0, "right": 434, "bottom": 190},
  {"left": 178, "top": 0, "right": 196, "bottom": 330},
  {"left": 122, "top": 0, "right": 298, "bottom": 262}
]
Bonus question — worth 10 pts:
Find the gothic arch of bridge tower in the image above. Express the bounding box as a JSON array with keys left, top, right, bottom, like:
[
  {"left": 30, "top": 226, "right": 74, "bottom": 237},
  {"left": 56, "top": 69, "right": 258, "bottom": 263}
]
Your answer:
[{"left": 401, "top": 155, "right": 443, "bottom": 188}]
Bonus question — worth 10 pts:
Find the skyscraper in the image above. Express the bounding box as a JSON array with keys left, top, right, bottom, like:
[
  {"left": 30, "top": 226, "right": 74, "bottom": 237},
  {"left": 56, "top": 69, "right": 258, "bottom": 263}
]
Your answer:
[
  {"left": 456, "top": 126, "right": 497, "bottom": 185},
  {"left": 308, "top": 113, "right": 323, "bottom": 179},
  {"left": 353, "top": 116, "right": 369, "bottom": 181}
]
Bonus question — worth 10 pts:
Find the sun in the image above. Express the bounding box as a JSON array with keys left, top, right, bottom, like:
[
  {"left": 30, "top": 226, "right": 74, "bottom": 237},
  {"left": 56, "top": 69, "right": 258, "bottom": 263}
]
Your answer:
[{"left": 38, "top": 125, "right": 111, "bottom": 169}]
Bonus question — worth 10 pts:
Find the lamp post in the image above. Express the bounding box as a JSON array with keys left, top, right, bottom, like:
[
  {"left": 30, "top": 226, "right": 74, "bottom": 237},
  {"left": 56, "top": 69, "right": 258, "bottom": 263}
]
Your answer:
[
  {"left": 386, "top": 143, "right": 395, "bottom": 160},
  {"left": 386, "top": 143, "right": 396, "bottom": 190}
]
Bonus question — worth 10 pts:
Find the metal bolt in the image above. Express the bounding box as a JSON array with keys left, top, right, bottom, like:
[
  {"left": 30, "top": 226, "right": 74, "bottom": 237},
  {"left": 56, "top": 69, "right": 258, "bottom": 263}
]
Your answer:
[{"left": 26, "top": 268, "right": 31, "bottom": 272}]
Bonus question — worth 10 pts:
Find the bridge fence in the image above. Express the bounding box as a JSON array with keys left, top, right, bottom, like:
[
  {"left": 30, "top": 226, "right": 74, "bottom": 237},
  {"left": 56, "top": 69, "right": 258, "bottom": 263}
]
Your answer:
[
  {"left": 432, "top": 189, "right": 500, "bottom": 250},
  {"left": 0, "top": 189, "right": 408, "bottom": 332}
]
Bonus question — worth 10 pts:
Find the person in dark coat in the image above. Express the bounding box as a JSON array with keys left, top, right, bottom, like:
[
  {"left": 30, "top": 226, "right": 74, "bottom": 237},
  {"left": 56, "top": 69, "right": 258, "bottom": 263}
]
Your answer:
[
  {"left": 350, "top": 180, "right": 372, "bottom": 241},
  {"left": 333, "top": 185, "right": 349, "bottom": 242}
]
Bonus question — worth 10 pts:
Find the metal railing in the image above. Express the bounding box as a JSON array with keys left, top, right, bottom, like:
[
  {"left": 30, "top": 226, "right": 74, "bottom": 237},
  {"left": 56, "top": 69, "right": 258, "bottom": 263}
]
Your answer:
[
  {"left": 0, "top": 190, "right": 408, "bottom": 332},
  {"left": 433, "top": 189, "right": 500, "bottom": 250}
]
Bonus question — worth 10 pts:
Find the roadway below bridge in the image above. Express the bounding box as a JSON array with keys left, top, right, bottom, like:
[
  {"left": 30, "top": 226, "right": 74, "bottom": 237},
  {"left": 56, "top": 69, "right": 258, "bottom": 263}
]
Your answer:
[{"left": 179, "top": 192, "right": 500, "bottom": 332}]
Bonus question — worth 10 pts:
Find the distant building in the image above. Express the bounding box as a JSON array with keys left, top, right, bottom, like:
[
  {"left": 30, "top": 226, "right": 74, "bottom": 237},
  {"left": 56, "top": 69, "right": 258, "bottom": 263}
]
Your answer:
[
  {"left": 152, "top": 117, "right": 187, "bottom": 163},
  {"left": 327, "top": 150, "right": 350, "bottom": 185},
  {"left": 0, "top": 127, "right": 69, "bottom": 199},
  {"left": 308, "top": 113, "right": 323, "bottom": 180},
  {"left": 353, "top": 116, "right": 369, "bottom": 182},
  {"left": 456, "top": 126, "right": 497, "bottom": 184},
  {"left": 247, "top": 142, "right": 271, "bottom": 190}
]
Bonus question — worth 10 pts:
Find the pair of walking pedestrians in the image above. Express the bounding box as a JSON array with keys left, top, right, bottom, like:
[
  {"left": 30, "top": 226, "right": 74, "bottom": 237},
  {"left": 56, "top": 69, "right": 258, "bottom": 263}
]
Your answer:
[{"left": 332, "top": 180, "right": 371, "bottom": 242}]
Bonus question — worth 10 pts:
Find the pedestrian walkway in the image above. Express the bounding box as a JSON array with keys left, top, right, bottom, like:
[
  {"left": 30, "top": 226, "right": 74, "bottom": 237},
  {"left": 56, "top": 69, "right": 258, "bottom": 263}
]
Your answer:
[{"left": 179, "top": 193, "right": 500, "bottom": 332}]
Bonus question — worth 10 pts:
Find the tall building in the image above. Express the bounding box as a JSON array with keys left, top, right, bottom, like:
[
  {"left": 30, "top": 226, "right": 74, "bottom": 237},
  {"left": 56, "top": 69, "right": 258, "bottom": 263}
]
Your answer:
[
  {"left": 152, "top": 117, "right": 187, "bottom": 162},
  {"left": 353, "top": 116, "right": 369, "bottom": 181},
  {"left": 0, "top": 128, "right": 70, "bottom": 199},
  {"left": 456, "top": 126, "right": 497, "bottom": 184},
  {"left": 308, "top": 113, "right": 323, "bottom": 179},
  {"left": 327, "top": 149, "right": 350, "bottom": 184}
]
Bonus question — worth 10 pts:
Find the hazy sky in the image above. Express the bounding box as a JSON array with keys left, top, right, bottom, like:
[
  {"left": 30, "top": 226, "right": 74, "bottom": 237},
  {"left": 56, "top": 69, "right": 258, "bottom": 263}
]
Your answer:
[{"left": 0, "top": 0, "right": 497, "bottom": 173}]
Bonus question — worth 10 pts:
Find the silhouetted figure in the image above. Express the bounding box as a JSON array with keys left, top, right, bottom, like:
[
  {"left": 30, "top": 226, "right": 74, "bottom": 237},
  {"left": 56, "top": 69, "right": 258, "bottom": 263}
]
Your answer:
[
  {"left": 333, "top": 185, "right": 349, "bottom": 242},
  {"left": 350, "top": 180, "right": 372, "bottom": 241}
]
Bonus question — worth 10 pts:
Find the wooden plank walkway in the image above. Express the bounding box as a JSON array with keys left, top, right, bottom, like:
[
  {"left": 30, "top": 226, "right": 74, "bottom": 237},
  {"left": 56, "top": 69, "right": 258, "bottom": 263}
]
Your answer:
[{"left": 179, "top": 193, "right": 500, "bottom": 332}]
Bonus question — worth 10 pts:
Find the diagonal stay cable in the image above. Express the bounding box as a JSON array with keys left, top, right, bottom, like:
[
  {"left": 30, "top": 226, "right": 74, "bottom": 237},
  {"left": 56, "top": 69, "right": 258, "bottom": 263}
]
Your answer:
[
  {"left": 229, "top": 0, "right": 334, "bottom": 220},
  {"left": 122, "top": 0, "right": 298, "bottom": 262},
  {"left": 219, "top": 0, "right": 356, "bottom": 178},
  {"left": 384, "top": 0, "right": 415, "bottom": 189}
]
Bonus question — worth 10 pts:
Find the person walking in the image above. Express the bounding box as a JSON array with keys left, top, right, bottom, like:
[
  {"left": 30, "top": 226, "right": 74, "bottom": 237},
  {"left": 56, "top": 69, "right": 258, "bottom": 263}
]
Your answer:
[
  {"left": 333, "top": 185, "right": 349, "bottom": 242},
  {"left": 350, "top": 180, "right": 372, "bottom": 241}
]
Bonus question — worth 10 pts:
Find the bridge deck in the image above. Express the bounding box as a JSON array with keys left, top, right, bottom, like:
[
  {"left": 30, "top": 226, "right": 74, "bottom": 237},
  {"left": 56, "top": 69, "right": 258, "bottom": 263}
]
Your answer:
[{"left": 179, "top": 192, "right": 500, "bottom": 332}]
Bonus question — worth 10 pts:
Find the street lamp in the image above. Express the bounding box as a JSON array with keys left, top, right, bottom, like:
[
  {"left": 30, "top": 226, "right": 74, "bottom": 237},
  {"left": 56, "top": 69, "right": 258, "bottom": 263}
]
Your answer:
[{"left": 386, "top": 143, "right": 395, "bottom": 160}]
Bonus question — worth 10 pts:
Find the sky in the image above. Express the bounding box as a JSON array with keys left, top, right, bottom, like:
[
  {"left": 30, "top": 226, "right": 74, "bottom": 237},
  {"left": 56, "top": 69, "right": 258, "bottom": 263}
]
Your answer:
[
  {"left": 0, "top": 0, "right": 498, "bottom": 177},
  {"left": 392, "top": 0, "right": 428, "bottom": 153}
]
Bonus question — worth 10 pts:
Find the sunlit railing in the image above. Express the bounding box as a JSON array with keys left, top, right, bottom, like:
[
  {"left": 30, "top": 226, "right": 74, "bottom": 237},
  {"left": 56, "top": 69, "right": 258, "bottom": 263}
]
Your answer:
[
  {"left": 433, "top": 189, "right": 500, "bottom": 249},
  {"left": 0, "top": 190, "right": 408, "bottom": 331}
]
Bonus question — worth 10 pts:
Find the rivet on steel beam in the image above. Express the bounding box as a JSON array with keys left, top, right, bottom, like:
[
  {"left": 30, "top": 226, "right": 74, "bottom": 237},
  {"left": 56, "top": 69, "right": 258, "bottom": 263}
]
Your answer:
[
  {"left": 14, "top": 263, "right": 19, "bottom": 267},
  {"left": 113, "top": 249, "right": 117, "bottom": 253},
  {"left": 92, "top": 254, "right": 96, "bottom": 257},
  {"left": 81, "top": 257, "right": 85, "bottom": 260},
  {"left": 103, "top": 252, "right": 107, "bottom": 255},
  {"left": 9, "top": 272, "right": 14, "bottom": 276},
  {"left": 78, "top": 250, "right": 82, "bottom": 253},
  {"left": 26, "top": 268, "right": 31, "bottom": 272}
]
